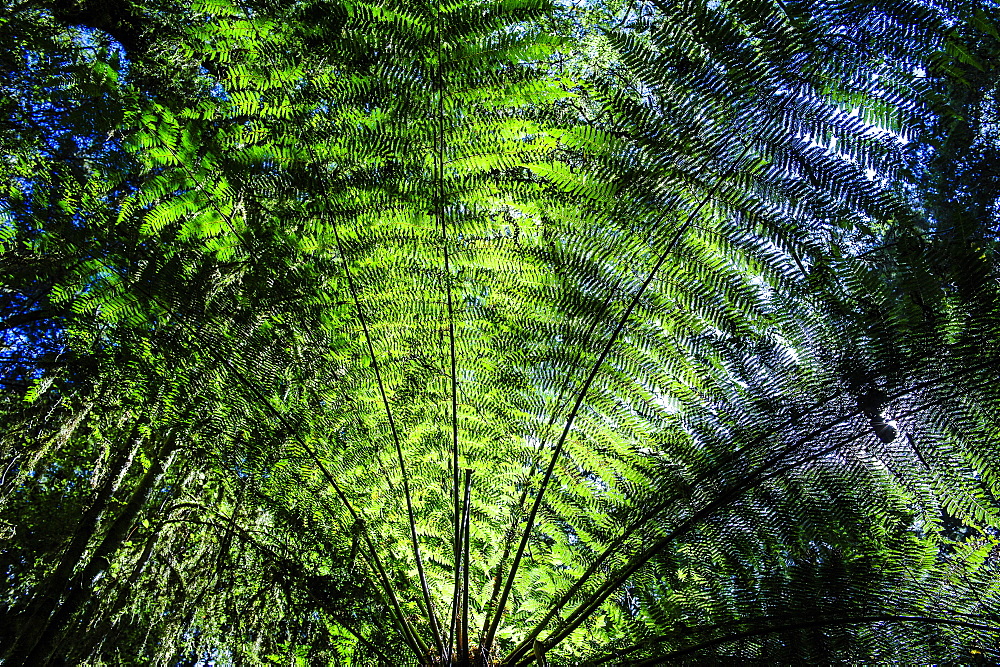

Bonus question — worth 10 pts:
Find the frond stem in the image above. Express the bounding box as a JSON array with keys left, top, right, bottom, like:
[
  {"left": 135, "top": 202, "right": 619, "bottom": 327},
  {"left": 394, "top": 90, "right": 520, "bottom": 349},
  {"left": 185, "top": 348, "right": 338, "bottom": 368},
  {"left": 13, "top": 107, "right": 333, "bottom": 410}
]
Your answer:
[
  {"left": 328, "top": 220, "right": 438, "bottom": 660},
  {"left": 482, "top": 140, "right": 755, "bottom": 657},
  {"left": 460, "top": 468, "right": 473, "bottom": 664},
  {"left": 477, "top": 278, "right": 622, "bottom": 650},
  {"left": 509, "top": 391, "right": 970, "bottom": 665}
]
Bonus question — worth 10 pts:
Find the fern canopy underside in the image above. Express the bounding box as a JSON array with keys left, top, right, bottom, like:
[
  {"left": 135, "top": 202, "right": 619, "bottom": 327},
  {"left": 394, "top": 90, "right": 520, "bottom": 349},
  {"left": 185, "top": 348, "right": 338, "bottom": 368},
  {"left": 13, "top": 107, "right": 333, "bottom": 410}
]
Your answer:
[{"left": 1, "top": 0, "right": 999, "bottom": 664}]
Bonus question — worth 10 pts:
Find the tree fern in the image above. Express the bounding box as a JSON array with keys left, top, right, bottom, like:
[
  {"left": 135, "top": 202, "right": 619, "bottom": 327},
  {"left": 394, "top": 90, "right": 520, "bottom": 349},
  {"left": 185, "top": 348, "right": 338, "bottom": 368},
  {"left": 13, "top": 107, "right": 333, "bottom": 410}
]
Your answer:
[{"left": 2, "top": 0, "right": 999, "bottom": 664}]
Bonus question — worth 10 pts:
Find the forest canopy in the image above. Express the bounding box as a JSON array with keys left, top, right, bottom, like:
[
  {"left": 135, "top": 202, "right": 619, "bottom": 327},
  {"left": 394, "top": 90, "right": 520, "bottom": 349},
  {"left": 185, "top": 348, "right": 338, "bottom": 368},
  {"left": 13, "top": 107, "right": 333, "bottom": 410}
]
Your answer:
[{"left": 2, "top": 0, "right": 1000, "bottom": 664}]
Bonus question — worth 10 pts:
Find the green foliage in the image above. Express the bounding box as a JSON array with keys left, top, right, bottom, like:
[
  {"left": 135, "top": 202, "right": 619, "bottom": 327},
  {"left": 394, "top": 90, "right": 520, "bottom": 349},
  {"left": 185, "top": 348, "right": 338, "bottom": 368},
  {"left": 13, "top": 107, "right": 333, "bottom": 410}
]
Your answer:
[{"left": 1, "top": 0, "right": 999, "bottom": 664}]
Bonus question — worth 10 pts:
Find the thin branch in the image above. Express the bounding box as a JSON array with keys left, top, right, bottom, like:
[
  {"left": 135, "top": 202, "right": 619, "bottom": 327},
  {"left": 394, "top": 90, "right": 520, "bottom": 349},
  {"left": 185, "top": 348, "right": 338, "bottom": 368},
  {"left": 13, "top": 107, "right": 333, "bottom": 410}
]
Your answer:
[
  {"left": 153, "top": 134, "right": 429, "bottom": 658},
  {"left": 459, "top": 468, "right": 474, "bottom": 664},
  {"left": 483, "top": 140, "right": 756, "bottom": 657},
  {"left": 326, "top": 218, "right": 435, "bottom": 661},
  {"left": 12, "top": 182, "right": 427, "bottom": 659},
  {"left": 507, "top": 377, "right": 991, "bottom": 665},
  {"left": 436, "top": 0, "right": 460, "bottom": 658},
  {"left": 477, "top": 276, "right": 623, "bottom": 650},
  {"left": 156, "top": 12, "right": 441, "bottom": 655},
  {"left": 501, "top": 390, "right": 846, "bottom": 664}
]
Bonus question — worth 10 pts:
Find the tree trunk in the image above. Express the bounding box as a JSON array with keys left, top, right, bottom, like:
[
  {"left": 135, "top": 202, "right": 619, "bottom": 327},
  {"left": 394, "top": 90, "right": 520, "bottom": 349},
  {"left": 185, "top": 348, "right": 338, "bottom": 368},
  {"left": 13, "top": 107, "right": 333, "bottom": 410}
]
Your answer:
[
  {"left": 1, "top": 421, "right": 138, "bottom": 659},
  {"left": 9, "top": 430, "right": 177, "bottom": 666}
]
